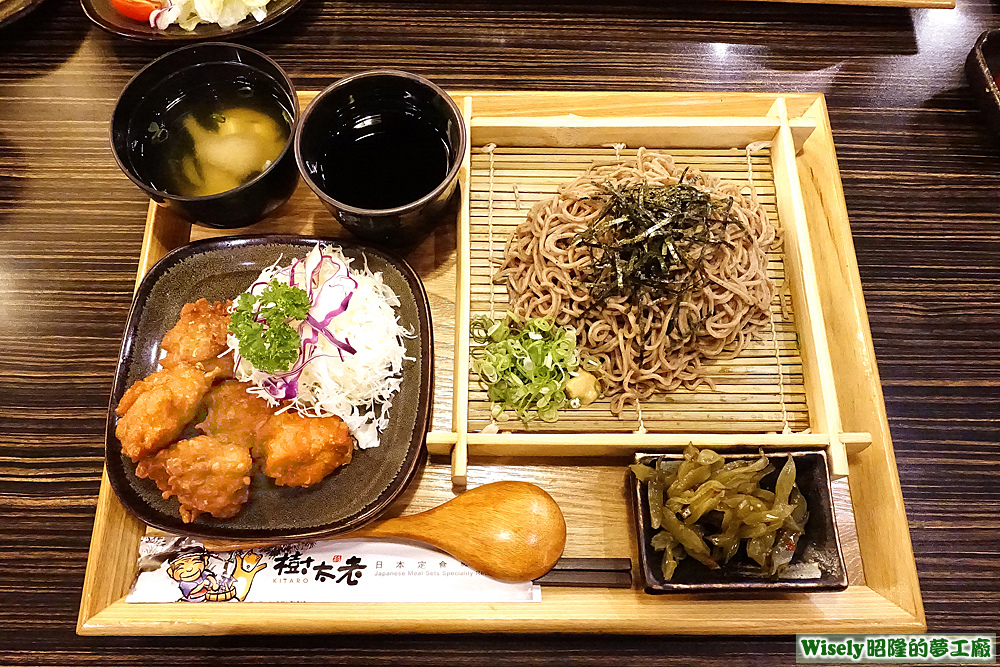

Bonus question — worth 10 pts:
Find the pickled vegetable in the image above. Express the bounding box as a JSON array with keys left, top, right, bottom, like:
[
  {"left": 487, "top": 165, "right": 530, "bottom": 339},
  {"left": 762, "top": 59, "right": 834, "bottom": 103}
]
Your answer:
[{"left": 632, "top": 446, "right": 809, "bottom": 580}]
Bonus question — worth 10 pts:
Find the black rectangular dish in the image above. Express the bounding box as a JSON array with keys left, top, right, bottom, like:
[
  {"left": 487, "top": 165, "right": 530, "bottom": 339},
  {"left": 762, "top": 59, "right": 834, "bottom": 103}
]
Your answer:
[{"left": 631, "top": 449, "right": 848, "bottom": 594}]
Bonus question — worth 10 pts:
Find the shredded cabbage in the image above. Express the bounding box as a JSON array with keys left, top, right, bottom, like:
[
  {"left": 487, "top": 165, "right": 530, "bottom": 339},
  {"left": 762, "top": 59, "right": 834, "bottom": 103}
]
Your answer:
[
  {"left": 227, "top": 244, "right": 412, "bottom": 449},
  {"left": 150, "top": 0, "right": 270, "bottom": 31}
]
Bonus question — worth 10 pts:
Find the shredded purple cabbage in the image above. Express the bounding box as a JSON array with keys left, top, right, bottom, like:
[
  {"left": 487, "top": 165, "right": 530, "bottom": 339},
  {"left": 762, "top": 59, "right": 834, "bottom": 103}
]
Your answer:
[{"left": 247, "top": 247, "right": 361, "bottom": 401}]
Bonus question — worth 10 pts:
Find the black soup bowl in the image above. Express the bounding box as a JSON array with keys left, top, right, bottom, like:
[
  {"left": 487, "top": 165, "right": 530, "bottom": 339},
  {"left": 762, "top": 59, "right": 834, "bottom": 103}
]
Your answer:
[
  {"left": 110, "top": 43, "right": 300, "bottom": 229},
  {"left": 295, "top": 70, "right": 467, "bottom": 246}
]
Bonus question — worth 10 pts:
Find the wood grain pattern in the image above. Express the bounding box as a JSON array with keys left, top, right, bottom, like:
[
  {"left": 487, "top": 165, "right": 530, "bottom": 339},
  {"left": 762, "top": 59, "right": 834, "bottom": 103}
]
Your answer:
[{"left": 1, "top": 0, "right": 998, "bottom": 661}]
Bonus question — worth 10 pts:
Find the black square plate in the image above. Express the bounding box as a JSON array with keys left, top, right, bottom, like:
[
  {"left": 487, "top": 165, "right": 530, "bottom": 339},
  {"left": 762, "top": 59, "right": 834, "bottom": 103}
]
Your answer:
[
  {"left": 105, "top": 235, "right": 433, "bottom": 541},
  {"left": 631, "top": 449, "right": 848, "bottom": 594}
]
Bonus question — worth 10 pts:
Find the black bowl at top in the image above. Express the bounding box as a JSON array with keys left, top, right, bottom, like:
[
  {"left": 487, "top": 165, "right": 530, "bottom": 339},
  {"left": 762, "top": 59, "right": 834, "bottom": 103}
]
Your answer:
[
  {"left": 967, "top": 30, "right": 1000, "bottom": 136},
  {"left": 295, "top": 70, "right": 467, "bottom": 246},
  {"left": 110, "top": 43, "right": 300, "bottom": 229}
]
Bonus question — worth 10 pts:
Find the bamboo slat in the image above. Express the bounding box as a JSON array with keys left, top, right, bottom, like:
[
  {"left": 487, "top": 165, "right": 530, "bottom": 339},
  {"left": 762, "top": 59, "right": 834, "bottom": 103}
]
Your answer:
[
  {"left": 768, "top": 99, "right": 849, "bottom": 476},
  {"left": 450, "top": 96, "right": 475, "bottom": 486}
]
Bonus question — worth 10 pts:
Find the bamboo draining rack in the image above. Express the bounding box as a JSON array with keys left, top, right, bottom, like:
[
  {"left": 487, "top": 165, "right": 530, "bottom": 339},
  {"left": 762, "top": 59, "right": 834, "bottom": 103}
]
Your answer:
[
  {"left": 442, "top": 96, "right": 871, "bottom": 485},
  {"left": 77, "top": 91, "right": 923, "bottom": 636}
]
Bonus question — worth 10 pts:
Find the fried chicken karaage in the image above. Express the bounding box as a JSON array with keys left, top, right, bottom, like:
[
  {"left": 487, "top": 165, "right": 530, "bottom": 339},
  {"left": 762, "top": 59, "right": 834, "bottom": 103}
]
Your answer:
[
  {"left": 115, "top": 362, "right": 219, "bottom": 462},
  {"left": 197, "top": 380, "right": 276, "bottom": 457},
  {"left": 115, "top": 294, "right": 366, "bottom": 524},
  {"left": 260, "top": 411, "right": 353, "bottom": 487},
  {"left": 160, "top": 298, "right": 235, "bottom": 377},
  {"left": 136, "top": 435, "right": 252, "bottom": 523}
]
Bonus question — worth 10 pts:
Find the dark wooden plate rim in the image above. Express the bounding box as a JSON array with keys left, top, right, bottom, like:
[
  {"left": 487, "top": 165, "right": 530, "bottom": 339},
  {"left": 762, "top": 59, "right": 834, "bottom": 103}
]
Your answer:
[
  {"left": 80, "top": 0, "right": 304, "bottom": 42},
  {"left": 966, "top": 29, "right": 1000, "bottom": 131},
  {"left": 0, "top": 0, "right": 48, "bottom": 29},
  {"left": 104, "top": 234, "right": 433, "bottom": 540},
  {"left": 630, "top": 448, "right": 849, "bottom": 594}
]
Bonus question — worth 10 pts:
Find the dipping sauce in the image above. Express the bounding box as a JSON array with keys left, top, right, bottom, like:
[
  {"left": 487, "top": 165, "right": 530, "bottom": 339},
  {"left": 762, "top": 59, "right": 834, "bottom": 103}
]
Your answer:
[
  {"left": 128, "top": 64, "right": 293, "bottom": 198},
  {"left": 309, "top": 112, "right": 450, "bottom": 210}
]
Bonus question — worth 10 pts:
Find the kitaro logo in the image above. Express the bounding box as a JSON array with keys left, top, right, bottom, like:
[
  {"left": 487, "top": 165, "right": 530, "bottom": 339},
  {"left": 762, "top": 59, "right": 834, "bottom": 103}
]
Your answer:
[{"left": 796, "top": 634, "right": 995, "bottom": 664}]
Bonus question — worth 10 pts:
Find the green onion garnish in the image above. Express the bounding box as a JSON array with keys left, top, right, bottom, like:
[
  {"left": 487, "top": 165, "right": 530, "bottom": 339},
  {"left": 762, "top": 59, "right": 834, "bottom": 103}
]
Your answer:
[{"left": 470, "top": 313, "right": 584, "bottom": 423}]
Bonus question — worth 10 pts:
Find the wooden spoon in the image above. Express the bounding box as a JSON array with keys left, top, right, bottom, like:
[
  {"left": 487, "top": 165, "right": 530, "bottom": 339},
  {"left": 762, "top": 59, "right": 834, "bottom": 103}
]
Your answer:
[{"left": 205, "top": 481, "right": 567, "bottom": 582}]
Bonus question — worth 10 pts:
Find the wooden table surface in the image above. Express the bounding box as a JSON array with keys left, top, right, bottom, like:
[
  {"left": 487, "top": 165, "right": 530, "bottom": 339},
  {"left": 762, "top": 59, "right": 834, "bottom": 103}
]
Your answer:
[{"left": 1, "top": 0, "right": 997, "bottom": 663}]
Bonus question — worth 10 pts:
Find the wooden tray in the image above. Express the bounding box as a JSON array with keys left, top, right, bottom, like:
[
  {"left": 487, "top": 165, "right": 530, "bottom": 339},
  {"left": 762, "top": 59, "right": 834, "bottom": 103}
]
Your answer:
[{"left": 77, "top": 91, "right": 925, "bottom": 636}]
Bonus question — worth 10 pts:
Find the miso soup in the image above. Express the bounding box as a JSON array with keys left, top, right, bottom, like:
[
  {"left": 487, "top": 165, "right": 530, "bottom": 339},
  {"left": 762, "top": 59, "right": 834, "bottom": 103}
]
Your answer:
[{"left": 127, "top": 63, "right": 293, "bottom": 198}]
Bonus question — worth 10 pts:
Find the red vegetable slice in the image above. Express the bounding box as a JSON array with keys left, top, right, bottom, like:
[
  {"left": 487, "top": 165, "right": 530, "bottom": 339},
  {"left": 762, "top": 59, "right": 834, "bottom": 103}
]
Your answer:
[{"left": 109, "top": 0, "right": 161, "bottom": 22}]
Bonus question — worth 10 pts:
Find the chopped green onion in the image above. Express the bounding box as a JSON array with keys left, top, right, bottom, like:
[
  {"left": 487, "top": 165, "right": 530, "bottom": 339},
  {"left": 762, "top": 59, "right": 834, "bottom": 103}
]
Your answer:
[{"left": 470, "top": 312, "right": 586, "bottom": 423}]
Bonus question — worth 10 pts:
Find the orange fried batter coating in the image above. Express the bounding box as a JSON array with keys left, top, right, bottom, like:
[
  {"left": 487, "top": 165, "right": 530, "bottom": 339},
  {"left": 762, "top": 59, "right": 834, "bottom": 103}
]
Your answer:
[
  {"left": 160, "top": 298, "right": 235, "bottom": 377},
  {"left": 115, "top": 363, "right": 218, "bottom": 462},
  {"left": 197, "top": 380, "right": 276, "bottom": 456},
  {"left": 260, "top": 412, "right": 353, "bottom": 487},
  {"left": 136, "top": 435, "right": 252, "bottom": 523}
]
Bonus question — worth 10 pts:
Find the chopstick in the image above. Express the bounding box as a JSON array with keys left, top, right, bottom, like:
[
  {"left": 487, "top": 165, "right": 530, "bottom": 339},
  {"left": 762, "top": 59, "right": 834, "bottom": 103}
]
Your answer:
[{"left": 533, "top": 558, "right": 633, "bottom": 588}]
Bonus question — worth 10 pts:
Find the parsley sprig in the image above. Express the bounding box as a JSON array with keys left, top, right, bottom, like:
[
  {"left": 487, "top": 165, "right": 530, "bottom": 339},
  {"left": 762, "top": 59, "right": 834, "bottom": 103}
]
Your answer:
[{"left": 229, "top": 280, "right": 311, "bottom": 373}]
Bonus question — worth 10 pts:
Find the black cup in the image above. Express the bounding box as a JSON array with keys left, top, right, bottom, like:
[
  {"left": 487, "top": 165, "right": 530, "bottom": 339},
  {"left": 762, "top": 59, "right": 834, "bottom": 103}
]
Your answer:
[
  {"left": 295, "top": 70, "right": 467, "bottom": 246},
  {"left": 110, "top": 43, "right": 299, "bottom": 229}
]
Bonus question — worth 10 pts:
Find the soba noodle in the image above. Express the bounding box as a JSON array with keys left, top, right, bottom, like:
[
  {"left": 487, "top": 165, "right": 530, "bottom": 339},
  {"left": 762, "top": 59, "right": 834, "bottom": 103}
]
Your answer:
[{"left": 496, "top": 149, "right": 776, "bottom": 415}]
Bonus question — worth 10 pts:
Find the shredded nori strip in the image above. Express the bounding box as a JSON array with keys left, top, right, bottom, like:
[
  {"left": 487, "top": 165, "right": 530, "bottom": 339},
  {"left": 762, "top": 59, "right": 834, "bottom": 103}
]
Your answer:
[{"left": 574, "top": 173, "right": 749, "bottom": 359}]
